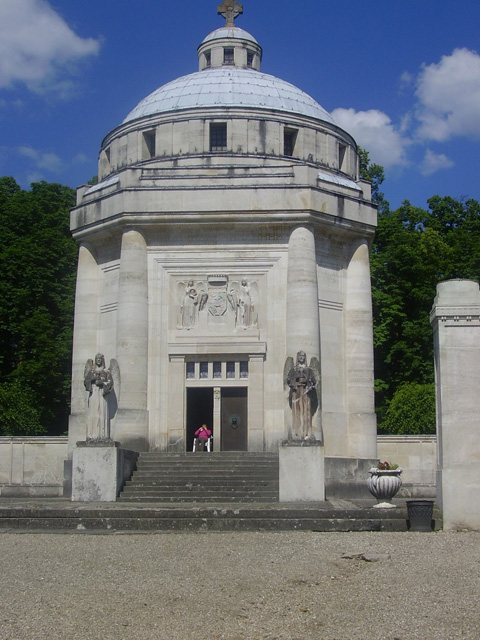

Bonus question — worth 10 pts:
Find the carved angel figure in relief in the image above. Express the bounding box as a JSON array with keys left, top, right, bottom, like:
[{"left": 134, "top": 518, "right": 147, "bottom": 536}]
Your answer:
[
  {"left": 84, "top": 354, "right": 120, "bottom": 441},
  {"left": 227, "top": 279, "right": 259, "bottom": 328},
  {"left": 284, "top": 351, "right": 321, "bottom": 440},
  {"left": 178, "top": 280, "right": 208, "bottom": 329}
]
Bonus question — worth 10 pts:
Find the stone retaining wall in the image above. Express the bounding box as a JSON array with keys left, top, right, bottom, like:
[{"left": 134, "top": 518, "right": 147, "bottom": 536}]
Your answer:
[
  {"left": 377, "top": 435, "right": 436, "bottom": 497},
  {"left": 0, "top": 437, "right": 68, "bottom": 497},
  {"left": 0, "top": 435, "right": 437, "bottom": 498}
]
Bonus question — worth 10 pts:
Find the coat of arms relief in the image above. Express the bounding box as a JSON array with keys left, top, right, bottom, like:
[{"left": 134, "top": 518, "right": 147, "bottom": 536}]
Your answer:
[{"left": 177, "top": 275, "right": 259, "bottom": 331}]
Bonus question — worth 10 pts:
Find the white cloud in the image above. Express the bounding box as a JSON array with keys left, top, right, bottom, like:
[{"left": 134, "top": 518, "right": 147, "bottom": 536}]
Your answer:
[
  {"left": 331, "top": 107, "right": 409, "bottom": 169},
  {"left": 72, "top": 152, "right": 89, "bottom": 164},
  {"left": 415, "top": 48, "right": 480, "bottom": 141},
  {"left": 420, "top": 149, "right": 454, "bottom": 176},
  {"left": 17, "top": 145, "right": 62, "bottom": 173},
  {"left": 0, "top": 0, "right": 100, "bottom": 95}
]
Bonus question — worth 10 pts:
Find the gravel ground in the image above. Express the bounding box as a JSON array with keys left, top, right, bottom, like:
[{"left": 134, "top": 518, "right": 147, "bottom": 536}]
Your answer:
[{"left": 0, "top": 530, "right": 478, "bottom": 640}]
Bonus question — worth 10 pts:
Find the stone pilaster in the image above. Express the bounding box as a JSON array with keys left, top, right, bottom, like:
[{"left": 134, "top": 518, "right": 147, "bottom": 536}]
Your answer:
[
  {"left": 68, "top": 243, "right": 99, "bottom": 453},
  {"left": 431, "top": 279, "right": 480, "bottom": 531},
  {"left": 114, "top": 229, "right": 149, "bottom": 451},
  {"left": 345, "top": 242, "right": 377, "bottom": 458},
  {"left": 248, "top": 355, "right": 265, "bottom": 451},
  {"left": 286, "top": 226, "right": 321, "bottom": 439}
]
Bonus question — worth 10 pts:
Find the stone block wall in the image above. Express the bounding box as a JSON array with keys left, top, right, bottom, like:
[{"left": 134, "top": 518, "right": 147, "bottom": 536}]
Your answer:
[
  {"left": 377, "top": 435, "right": 437, "bottom": 498},
  {"left": 0, "top": 435, "right": 438, "bottom": 498},
  {"left": 0, "top": 437, "right": 68, "bottom": 497}
]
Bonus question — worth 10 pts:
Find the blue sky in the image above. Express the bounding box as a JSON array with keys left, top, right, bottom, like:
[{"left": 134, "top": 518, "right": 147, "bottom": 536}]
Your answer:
[{"left": 1, "top": 0, "right": 480, "bottom": 210}]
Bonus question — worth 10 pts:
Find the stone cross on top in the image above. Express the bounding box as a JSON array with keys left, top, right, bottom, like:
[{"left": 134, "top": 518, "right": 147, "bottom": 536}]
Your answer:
[{"left": 217, "top": 0, "right": 243, "bottom": 26}]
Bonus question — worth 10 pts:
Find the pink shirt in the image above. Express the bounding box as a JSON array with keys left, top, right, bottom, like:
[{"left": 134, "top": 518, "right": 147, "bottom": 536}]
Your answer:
[{"left": 195, "top": 427, "right": 211, "bottom": 438}]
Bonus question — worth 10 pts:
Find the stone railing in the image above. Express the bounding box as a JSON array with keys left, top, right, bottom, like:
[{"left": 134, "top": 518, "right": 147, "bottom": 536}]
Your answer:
[{"left": 0, "top": 437, "right": 68, "bottom": 497}]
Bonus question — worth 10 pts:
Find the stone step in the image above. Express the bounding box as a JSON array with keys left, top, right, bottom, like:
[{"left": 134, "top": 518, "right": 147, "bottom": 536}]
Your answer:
[
  {"left": 120, "top": 487, "right": 278, "bottom": 501},
  {"left": 124, "top": 479, "right": 278, "bottom": 486},
  {"left": 120, "top": 451, "right": 280, "bottom": 503},
  {"left": 118, "top": 492, "right": 280, "bottom": 504},
  {"left": 137, "top": 464, "right": 277, "bottom": 471},
  {"left": 119, "top": 485, "right": 278, "bottom": 500},
  {"left": 134, "top": 470, "right": 277, "bottom": 478},
  {"left": 0, "top": 500, "right": 436, "bottom": 532}
]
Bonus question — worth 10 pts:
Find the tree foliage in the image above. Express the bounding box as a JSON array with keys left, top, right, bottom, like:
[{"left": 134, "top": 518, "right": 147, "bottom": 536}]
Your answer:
[
  {"left": 371, "top": 196, "right": 480, "bottom": 427},
  {"left": 381, "top": 382, "right": 436, "bottom": 435},
  {"left": 359, "top": 149, "right": 480, "bottom": 432},
  {"left": 0, "top": 178, "right": 78, "bottom": 436}
]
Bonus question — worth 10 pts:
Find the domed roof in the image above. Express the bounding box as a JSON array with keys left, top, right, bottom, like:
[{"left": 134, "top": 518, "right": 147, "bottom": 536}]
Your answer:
[
  {"left": 201, "top": 26, "right": 259, "bottom": 45},
  {"left": 123, "top": 68, "right": 336, "bottom": 125}
]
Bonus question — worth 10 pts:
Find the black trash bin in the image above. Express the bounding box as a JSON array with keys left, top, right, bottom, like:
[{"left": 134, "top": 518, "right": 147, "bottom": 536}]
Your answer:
[{"left": 406, "top": 499, "right": 434, "bottom": 531}]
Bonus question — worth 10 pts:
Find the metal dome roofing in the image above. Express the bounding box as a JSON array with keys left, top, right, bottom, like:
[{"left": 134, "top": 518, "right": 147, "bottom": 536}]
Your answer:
[
  {"left": 123, "top": 68, "right": 336, "bottom": 125},
  {"left": 200, "top": 26, "right": 259, "bottom": 45}
]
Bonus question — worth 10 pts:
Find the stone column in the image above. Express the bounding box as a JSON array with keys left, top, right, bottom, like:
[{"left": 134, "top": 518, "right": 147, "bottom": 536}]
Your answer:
[
  {"left": 213, "top": 387, "right": 221, "bottom": 451},
  {"left": 285, "top": 225, "right": 321, "bottom": 440},
  {"left": 431, "top": 279, "right": 480, "bottom": 531},
  {"left": 166, "top": 356, "right": 185, "bottom": 451},
  {"left": 248, "top": 355, "right": 265, "bottom": 451},
  {"left": 114, "top": 229, "right": 149, "bottom": 451},
  {"left": 345, "top": 242, "right": 377, "bottom": 458},
  {"left": 286, "top": 226, "right": 321, "bottom": 359},
  {"left": 68, "top": 243, "right": 99, "bottom": 452}
]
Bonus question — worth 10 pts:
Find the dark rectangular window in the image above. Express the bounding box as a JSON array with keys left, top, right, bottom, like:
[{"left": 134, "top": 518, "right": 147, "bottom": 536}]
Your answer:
[
  {"left": 284, "top": 128, "right": 298, "bottom": 157},
  {"left": 205, "top": 51, "right": 211, "bottom": 68},
  {"left": 213, "top": 362, "right": 222, "bottom": 378},
  {"left": 210, "top": 123, "right": 227, "bottom": 151},
  {"left": 186, "top": 362, "right": 195, "bottom": 379},
  {"left": 143, "top": 130, "right": 156, "bottom": 159},
  {"left": 200, "top": 362, "right": 208, "bottom": 378},
  {"left": 224, "top": 48, "right": 234, "bottom": 64},
  {"left": 247, "top": 51, "right": 254, "bottom": 68},
  {"left": 226, "top": 361, "right": 235, "bottom": 378},
  {"left": 339, "top": 143, "right": 347, "bottom": 170},
  {"left": 240, "top": 361, "right": 249, "bottom": 378}
]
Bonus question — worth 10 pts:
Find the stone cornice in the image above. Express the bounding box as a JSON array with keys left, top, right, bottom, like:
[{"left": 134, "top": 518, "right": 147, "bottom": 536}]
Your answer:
[{"left": 430, "top": 305, "right": 480, "bottom": 326}]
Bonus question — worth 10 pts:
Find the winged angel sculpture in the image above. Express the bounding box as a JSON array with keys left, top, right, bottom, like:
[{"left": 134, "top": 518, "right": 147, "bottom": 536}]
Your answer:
[
  {"left": 178, "top": 280, "right": 208, "bottom": 329},
  {"left": 227, "top": 279, "right": 259, "bottom": 328},
  {"left": 84, "top": 354, "right": 120, "bottom": 442},
  {"left": 284, "top": 351, "right": 321, "bottom": 440}
]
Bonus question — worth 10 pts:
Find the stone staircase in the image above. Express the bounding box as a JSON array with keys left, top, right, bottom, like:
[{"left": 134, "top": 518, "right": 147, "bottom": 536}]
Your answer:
[
  {"left": 0, "top": 452, "right": 441, "bottom": 532},
  {"left": 118, "top": 452, "right": 279, "bottom": 503}
]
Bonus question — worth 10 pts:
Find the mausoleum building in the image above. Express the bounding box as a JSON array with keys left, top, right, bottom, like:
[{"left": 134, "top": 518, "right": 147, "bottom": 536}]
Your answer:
[{"left": 68, "top": 2, "right": 378, "bottom": 463}]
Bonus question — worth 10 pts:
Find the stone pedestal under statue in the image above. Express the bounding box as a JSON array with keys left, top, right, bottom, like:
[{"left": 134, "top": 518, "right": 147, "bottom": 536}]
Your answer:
[
  {"left": 71, "top": 441, "right": 137, "bottom": 502},
  {"left": 279, "top": 441, "right": 325, "bottom": 502}
]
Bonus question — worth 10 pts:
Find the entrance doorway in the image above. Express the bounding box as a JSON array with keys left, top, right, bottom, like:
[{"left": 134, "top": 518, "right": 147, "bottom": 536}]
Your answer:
[
  {"left": 221, "top": 388, "right": 248, "bottom": 451},
  {"left": 186, "top": 386, "right": 248, "bottom": 451},
  {"left": 186, "top": 388, "right": 213, "bottom": 451}
]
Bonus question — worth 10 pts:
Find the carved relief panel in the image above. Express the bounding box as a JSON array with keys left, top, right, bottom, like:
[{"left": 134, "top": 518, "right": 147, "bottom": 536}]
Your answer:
[{"left": 176, "top": 274, "right": 259, "bottom": 332}]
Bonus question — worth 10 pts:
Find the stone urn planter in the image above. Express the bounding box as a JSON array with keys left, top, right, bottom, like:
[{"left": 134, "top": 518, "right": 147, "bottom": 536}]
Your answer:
[{"left": 367, "top": 463, "right": 403, "bottom": 508}]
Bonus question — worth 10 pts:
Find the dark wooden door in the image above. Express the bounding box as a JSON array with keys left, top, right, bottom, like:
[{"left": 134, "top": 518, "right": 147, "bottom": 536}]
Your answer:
[{"left": 221, "top": 388, "right": 247, "bottom": 451}]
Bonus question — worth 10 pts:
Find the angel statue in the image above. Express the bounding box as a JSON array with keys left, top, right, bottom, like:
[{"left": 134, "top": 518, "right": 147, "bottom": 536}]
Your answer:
[
  {"left": 227, "top": 279, "right": 259, "bottom": 328},
  {"left": 284, "top": 350, "right": 321, "bottom": 440},
  {"left": 179, "top": 280, "right": 208, "bottom": 329},
  {"left": 84, "top": 354, "right": 120, "bottom": 442}
]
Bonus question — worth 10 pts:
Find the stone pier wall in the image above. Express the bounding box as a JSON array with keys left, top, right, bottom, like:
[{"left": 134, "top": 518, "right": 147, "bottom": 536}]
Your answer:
[{"left": 0, "top": 435, "right": 438, "bottom": 498}]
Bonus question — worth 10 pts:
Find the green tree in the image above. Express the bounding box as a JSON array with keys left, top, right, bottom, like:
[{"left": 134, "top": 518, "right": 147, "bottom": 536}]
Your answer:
[
  {"left": 359, "top": 150, "right": 480, "bottom": 432},
  {"left": 0, "top": 379, "right": 45, "bottom": 436},
  {"left": 371, "top": 197, "right": 480, "bottom": 428},
  {"left": 0, "top": 178, "right": 78, "bottom": 435},
  {"left": 358, "top": 146, "right": 389, "bottom": 214},
  {"left": 381, "top": 382, "right": 436, "bottom": 435}
]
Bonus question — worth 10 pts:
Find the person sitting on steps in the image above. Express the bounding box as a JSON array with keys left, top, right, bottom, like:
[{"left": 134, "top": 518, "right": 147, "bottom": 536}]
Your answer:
[{"left": 194, "top": 423, "right": 212, "bottom": 452}]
